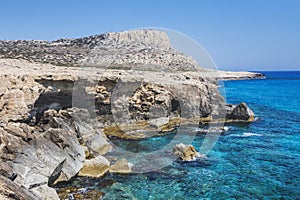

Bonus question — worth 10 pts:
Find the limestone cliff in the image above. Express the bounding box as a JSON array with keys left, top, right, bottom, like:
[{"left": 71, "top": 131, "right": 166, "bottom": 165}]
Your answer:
[
  {"left": 0, "top": 29, "right": 260, "bottom": 199},
  {"left": 0, "top": 58, "right": 222, "bottom": 199}
]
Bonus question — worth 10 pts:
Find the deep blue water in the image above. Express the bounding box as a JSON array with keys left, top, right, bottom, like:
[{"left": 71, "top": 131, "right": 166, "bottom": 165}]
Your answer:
[{"left": 60, "top": 71, "right": 300, "bottom": 199}]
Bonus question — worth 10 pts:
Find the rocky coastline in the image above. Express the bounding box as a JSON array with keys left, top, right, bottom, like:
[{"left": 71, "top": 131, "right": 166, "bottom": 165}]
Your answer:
[{"left": 0, "top": 30, "right": 263, "bottom": 199}]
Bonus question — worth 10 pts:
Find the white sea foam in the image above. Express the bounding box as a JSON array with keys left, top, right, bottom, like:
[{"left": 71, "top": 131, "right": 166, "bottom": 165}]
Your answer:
[
  {"left": 195, "top": 126, "right": 230, "bottom": 133},
  {"left": 254, "top": 117, "right": 260, "bottom": 121},
  {"left": 223, "top": 126, "right": 230, "bottom": 132},
  {"left": 242, "top": 132, "right": 262, "bottom": 137},
  {"left": 229, "top": 132, "right": 262, "bottom": 137}
]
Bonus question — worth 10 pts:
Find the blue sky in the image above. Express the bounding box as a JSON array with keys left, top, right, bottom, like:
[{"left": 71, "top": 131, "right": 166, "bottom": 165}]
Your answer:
[{"left": 0, "top": 0, "right": 299, "bottom": 71}]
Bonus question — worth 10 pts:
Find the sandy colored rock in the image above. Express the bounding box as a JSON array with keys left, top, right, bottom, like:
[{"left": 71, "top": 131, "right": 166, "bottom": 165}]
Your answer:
[
  {"left": 173, "top": 143, "right": 200, "bottom": 161},
  {"left": 109, "top": 158, "right": 132, "bottom": 174},
  {"left": 78, "top": 155, "right": 110, "bottom": 178}
]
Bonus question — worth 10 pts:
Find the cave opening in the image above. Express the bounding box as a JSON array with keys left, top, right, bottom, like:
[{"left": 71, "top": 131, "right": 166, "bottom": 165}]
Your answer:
[
  {"left": 171, "top": 98, "right": 180, "bottom": 115},
  {"left": 23, "top": 80, "right": 75, "bottom": 124}
]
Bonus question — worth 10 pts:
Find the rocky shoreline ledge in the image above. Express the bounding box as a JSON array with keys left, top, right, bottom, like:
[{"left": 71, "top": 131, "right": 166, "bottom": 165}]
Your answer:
[{"left": 0, "top": 30, "right": 263, "bottom": 199}]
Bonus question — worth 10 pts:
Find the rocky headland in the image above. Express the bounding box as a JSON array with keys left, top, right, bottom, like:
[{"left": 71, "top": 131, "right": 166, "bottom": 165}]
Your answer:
[{"left": 0, "top": 30, "right": 263, "bottom": 199}]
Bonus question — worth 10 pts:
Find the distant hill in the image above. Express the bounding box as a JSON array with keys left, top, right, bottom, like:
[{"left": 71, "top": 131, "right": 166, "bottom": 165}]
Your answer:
[{"left": 0, "top": 29, "right": 199, "bottom": 71}]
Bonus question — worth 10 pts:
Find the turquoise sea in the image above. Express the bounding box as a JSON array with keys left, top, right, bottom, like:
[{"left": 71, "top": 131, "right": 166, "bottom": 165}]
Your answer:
[{"left": 59, "top": 71, "right": 300, "bottom": 199}]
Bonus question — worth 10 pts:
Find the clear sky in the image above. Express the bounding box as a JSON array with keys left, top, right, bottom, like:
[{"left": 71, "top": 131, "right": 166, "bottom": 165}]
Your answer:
[{"left": 0, "top": 0, "right": 299, "bottom": 71}]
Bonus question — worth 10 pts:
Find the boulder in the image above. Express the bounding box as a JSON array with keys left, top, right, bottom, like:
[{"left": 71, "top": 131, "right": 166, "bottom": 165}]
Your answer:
[
  {"left": 38, "top": 108, "right": 113, "bottom": 158},
  {"left": 0, "top": 109, "right": 86, "bottom": 199},
  {"left": 148, "top": 117, "right": 169, "bottom": 128},
  {"left": 0, "top": 175, "right": 39, "bottom": 200},
  {"left": 12, "top": 128, "right": 85, "bottom": 199},
  {"left": 58, "top": 108, "right": 113, "bottom": 156},
  {"left": 83, "top": 133, "right": 112, "bottom": 156},
  {"left": 109, "top": 158, "right": 132, "bottom": 174},
  {"left": 173, "top": 143, "right": 200, "bottom": 161},
  {"left": 30, "top": 184, "right": 60, "bottom": 200},
  {"left": 78, "top": 156, "right": 110, "bottom": 178},
  {"left": 226, "top": 102, "right": 255, "bottom": 121}
]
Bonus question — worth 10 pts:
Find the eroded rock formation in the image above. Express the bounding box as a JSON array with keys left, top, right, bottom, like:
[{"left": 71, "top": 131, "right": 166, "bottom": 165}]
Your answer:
[
  {"left": 226, "top": 102, "right": 255, "bottom": 122},
  {"left": 173, "top": 143, "right": 204, "bottom": 161},
  {"left": 0, "top": 29, "right": 260, "bottom": 199}
]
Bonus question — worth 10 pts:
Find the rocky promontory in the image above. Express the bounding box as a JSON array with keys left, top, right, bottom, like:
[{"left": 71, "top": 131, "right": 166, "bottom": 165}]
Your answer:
[
  {"left": 0, "top": 30, "right": 198, "bottom": 71},
  {"left": 0, "top": 30, "right": 262, "bottom": 199}
]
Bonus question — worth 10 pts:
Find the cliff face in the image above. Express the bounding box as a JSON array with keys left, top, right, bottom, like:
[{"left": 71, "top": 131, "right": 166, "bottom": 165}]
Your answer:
[
  {"left": 0, "top": 58, "right": 223, "bottom": 199},
  {"left": 0, "top": 59, "right": 221, "bottom": 124},
  {"left": 0, "top": 30, "right": 257, "bottom": 199}
]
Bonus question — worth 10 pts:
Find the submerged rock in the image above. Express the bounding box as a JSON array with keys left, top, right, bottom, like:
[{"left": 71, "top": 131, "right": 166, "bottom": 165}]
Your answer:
[
  {"left": 173, "top": 143, "right": 202, "bottom": 161},
  {"left": 78, "top": 156, "right": 110, "bottom": 178},
  {"left": 57, "top": 187, "right": 105, "bottom": 200}
]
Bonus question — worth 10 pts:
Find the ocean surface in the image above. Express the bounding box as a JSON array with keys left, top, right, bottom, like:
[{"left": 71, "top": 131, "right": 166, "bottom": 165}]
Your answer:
[{"left": 58, "top": 71, "right": 300, "bottom": 199}]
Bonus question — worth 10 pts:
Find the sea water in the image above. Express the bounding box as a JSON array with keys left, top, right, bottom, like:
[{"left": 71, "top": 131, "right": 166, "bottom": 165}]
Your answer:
[{"left": 59, "top": 71, "right": 300, "bottom": 199}]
